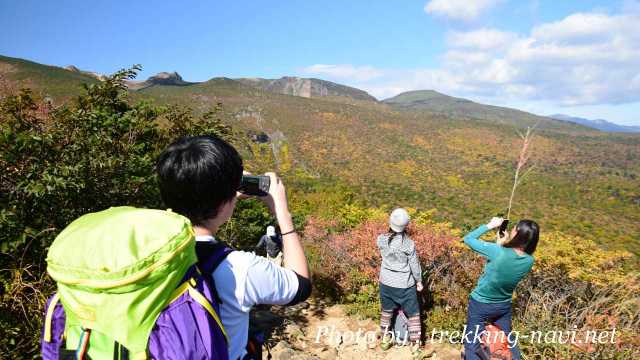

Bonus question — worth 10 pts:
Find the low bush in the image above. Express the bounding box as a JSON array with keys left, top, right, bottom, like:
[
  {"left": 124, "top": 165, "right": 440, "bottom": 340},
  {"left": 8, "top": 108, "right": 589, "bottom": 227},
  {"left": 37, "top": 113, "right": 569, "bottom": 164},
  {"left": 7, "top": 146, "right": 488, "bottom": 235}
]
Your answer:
[
  {"left": 0, "top": 68, "right": 262, "bottom": 357},
  {"left": 304, "top": 212, "right": 640, "bottom": 357}
]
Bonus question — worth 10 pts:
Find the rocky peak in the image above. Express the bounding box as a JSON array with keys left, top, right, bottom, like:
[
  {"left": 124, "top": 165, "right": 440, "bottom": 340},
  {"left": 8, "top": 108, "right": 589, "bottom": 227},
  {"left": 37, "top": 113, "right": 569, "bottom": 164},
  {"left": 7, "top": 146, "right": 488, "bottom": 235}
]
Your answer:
[
  {"left": 125, "top": 71, "right": 191, "bottom": 90},
  {"left": 146, "top": 71, "right": 188, "bottom": 86},
  {"left": 236, "top": 76, "right": 377, "bottom": 102}
]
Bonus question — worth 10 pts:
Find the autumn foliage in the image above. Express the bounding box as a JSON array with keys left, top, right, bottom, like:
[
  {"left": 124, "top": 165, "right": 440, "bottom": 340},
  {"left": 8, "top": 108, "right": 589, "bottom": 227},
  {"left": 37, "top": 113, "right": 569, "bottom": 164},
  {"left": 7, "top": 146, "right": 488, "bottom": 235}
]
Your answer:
[{"left": 303, "top": 212, "right": 640, "bottom": 358}]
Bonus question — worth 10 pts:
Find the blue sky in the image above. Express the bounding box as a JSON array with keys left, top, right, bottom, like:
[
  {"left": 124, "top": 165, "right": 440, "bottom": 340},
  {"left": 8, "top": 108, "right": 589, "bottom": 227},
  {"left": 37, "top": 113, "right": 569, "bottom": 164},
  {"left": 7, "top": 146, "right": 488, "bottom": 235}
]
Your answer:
[{"left": 1, "top": 0, "right": 639, "bottom": 125}]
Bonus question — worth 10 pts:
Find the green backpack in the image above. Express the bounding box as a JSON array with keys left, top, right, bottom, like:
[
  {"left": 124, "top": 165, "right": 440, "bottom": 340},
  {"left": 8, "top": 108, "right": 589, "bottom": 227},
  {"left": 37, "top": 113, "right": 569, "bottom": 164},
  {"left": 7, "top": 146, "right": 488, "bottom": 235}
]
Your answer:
[{"left": 43, "top": 207, "right": 201, "bottom": 359}]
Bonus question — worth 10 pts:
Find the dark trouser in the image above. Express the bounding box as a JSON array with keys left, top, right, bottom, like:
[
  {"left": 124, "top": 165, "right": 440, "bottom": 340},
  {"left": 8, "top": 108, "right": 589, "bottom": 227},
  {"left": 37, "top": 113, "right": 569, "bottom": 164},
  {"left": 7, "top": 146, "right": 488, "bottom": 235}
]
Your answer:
[
  {"left": 379, "top": 283, "right": 421, "bottom": 342},
  {"left": 379, "top": 283, "right": 420, "bottom": 316},
  {"left": 463, "top": 297, "right": 521, "bottom": 360}
]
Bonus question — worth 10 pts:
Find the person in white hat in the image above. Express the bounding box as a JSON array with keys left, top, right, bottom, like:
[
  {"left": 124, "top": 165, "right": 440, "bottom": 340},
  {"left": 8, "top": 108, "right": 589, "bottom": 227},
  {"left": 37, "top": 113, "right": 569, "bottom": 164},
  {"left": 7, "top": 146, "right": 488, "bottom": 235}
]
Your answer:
[
  {"left": 377, "top": 208, "right": 423, "bottom": 351},
  {"left": 255, "top": 225, "right": 283, "bottom": 266}
]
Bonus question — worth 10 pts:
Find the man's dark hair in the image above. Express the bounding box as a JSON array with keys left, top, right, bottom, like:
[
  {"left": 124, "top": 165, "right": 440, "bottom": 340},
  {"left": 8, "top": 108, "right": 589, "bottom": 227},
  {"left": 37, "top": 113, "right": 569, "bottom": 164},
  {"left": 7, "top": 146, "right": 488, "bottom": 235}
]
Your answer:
[
  {"left": 503, "top": 219, "right": 539, "bottom": 255},
  {"left": 157, "top": 135, "right": 243, "bottom": 225}
]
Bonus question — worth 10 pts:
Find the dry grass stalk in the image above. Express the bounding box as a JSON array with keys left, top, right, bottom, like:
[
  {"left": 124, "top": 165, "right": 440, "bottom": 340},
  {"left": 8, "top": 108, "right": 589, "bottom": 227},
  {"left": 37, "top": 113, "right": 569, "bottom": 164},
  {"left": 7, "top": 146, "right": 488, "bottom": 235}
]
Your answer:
[{"left": 506, "top": 125, "right": 537, "bottom": 220}]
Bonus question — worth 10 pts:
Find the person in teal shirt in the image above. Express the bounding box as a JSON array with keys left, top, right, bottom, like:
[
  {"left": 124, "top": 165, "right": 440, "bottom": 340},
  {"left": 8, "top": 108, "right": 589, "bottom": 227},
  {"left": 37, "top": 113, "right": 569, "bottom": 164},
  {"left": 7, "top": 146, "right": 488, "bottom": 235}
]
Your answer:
[{"left": 462, "top": 217, "right": 539, "bottom": 360}]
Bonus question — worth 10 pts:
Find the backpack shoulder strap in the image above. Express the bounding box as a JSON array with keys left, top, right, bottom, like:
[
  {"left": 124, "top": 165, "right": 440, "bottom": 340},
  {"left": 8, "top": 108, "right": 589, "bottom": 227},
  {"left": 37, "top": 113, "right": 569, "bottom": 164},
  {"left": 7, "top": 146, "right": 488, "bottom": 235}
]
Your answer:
[
  {"left": 195, "top": 241, "right": 234, "bottom": 305},
  {"left": 195, "top": 240, "right": 235, "bottom": 274}
]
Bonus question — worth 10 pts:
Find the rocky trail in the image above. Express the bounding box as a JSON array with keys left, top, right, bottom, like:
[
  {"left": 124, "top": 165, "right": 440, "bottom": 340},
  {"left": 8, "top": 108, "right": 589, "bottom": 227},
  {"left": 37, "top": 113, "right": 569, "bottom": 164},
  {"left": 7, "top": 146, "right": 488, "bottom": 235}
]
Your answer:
[{"left": 250, "top": 300, "right": 462, "bottom": 360}]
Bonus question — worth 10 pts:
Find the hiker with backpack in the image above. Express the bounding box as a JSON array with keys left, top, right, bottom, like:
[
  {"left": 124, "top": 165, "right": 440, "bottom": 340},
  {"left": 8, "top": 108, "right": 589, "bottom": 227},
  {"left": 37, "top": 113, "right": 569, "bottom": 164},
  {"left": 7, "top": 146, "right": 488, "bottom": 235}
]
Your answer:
[
  {"left": 462, "top": 217, "right": 539, "bottom": 360},
  {"left": 156, "top": 135, "right": 312, "bottom": 359},
  {"left": 42, "top": 207, "right": 232, "bottom": 360},
  {"left": 377, "top": 208, "right": 424, "bottom": 355},
  {"left": 255, "top": 225, "right": 283, "bottom": 266},
  {"left": 41, "top": 135, "right": 311, "bottom": 360}
]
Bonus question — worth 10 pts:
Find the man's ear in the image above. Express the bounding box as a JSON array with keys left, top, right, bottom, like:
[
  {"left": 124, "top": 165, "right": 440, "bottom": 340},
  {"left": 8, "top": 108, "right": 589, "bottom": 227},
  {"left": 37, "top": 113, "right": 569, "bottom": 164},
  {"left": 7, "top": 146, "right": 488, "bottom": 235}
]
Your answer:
[{"left": 218, "top": 197, "right": 237, "bottom": 220}]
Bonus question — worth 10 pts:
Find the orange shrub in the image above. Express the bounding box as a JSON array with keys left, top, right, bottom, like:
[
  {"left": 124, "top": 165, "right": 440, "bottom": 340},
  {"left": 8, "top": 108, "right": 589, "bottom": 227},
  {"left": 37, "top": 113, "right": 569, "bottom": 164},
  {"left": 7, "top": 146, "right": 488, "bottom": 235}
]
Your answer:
[
  {"left": 303, "top": 216, "right": 479, "bottom": 309},
  {"left": 303, "top": 216, "right": 640, "bottom": 357}
]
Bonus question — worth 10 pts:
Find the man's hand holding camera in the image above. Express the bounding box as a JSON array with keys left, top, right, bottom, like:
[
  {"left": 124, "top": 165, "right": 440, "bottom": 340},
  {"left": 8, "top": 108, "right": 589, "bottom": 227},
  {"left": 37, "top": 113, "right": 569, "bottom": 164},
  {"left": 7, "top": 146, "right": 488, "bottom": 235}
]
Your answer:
[{"left": 238, "top": 172, "right": 309, "bottom": 279}]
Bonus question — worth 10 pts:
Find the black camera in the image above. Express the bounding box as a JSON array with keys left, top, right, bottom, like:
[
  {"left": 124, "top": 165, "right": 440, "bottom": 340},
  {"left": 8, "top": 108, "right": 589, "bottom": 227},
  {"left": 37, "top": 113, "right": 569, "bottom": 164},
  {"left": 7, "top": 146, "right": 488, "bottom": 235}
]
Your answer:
[
  {"left": 499, "top": 219, "right": 509, "bottom": 236},
  {"left": 497, "top": 213, "right": 509, "bottom": 237},
  {"left": 239, "top": 175, "right": 270, "bottom": 196}
]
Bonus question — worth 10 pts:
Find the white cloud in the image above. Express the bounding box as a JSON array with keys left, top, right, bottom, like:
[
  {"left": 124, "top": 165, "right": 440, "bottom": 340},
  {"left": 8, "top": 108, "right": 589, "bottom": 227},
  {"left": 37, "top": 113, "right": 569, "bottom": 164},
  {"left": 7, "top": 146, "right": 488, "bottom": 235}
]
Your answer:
[
  {"left": 301, "top": 12, "right": 640, "bottom": 107},
  {"left": 424, "top": 0, "right": 503, "bottom": 21},
  {"left": 448, "top": 28, "right": 518, "bottom": 50},
  {"left": 531, "top": 12, "right": 640, "bottom": 44}
]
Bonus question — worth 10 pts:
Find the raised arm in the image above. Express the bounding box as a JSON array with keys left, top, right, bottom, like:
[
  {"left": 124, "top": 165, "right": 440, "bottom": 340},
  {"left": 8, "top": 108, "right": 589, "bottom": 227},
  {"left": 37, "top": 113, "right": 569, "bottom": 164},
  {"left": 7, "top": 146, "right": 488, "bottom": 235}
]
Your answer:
[
  {"left": 261, "top": 173, "right": 309, "bottom": 280},
  {"left": 463, "top": 217, "right": 503, "bottom": 260},
  {"left": 242, "top": 173, "right": 311, "bottom": 308}
]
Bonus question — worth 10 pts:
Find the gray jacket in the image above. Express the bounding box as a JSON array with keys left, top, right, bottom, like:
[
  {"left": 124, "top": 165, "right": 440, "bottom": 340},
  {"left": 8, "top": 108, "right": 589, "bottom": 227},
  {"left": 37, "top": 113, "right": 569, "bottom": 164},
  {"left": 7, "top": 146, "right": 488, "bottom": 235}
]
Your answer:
[
  {"left": 256, "top": 234, "right": 282, "bottom": 258},
  {"left": 377, "top": 233, "right": 422, "bottom": 288}
]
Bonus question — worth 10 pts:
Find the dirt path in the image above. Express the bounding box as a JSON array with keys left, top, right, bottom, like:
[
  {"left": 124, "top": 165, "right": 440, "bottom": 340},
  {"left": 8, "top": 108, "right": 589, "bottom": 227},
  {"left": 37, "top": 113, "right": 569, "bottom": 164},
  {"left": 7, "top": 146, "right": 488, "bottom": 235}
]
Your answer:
[{"left": 251, "top": 300, "right": 462, "bottom": 359}]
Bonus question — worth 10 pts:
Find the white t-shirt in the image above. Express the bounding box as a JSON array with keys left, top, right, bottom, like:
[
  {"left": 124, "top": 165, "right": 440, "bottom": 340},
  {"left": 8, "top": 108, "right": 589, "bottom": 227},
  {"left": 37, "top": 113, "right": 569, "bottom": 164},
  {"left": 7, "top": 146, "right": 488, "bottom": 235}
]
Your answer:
[{"left": 196, "top": 236, "right": 299, "bottom": 360}]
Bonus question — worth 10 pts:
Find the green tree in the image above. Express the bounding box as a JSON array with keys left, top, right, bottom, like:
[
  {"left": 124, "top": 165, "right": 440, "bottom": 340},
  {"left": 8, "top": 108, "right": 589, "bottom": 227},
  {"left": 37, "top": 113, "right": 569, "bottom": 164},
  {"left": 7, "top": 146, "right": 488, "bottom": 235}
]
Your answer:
[{"left": 0, "top": 66, "right": 232, "bottom": 356}]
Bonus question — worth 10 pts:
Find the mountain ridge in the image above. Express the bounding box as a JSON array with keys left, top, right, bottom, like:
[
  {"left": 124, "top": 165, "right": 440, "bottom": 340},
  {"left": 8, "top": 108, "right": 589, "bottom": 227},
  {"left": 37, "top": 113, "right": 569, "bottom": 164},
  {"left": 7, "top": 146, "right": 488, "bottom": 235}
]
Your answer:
[
  {"left": 0, "top": 54, "right": 614, "bottom": 133},
  {"left": 235, "top": 76, "right": 378, "bottom": 102},
  {"left": 4, "top": 55, "right": 636, "bottom": 133},
  {"left": 58, "top": 63, "right": 378, "bottom": 102},
  {"left": 550, "top": 114, "right": 640, "bottom": 133},
  {"left": 382, "top": 89, "right": 584, "bottom": 131},
  {"left": 0, "top": 55, "right": 99, "bottom": 101},
  {"left": 65, "top": 65, "right": 107, "bottom": 81}
]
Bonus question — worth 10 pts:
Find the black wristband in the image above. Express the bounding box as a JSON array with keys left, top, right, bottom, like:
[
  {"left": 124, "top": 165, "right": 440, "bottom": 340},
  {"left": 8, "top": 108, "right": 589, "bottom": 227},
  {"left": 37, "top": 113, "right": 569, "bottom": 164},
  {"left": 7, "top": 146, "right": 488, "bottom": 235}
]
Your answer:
[{"left": 281, "top": 229, "right": 296, "bottom": 236}]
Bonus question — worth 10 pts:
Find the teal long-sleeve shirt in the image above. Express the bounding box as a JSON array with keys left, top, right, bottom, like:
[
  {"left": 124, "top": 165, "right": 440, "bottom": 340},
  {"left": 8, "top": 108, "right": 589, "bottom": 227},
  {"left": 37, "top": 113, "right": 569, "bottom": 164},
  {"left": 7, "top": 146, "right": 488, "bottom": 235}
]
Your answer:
[{"left": 463, "top": 225, "right": 534, "bottom": 303}]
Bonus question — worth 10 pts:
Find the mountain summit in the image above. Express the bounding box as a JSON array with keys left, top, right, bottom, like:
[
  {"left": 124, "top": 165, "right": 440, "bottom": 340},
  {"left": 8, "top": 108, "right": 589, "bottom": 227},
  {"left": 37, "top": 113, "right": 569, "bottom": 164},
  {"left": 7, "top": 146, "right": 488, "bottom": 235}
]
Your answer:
[
  {"left": 146, "top": 71, "right": 188, "bottom": 86},
  {"left": 65, "top": 65, "right": 189, "bottom": 90},
  {"left": 126, "top": 71, "right": 190, "bottom": 90},
  {"left": 383, "top": 90, "right": 579, "bottom": 130},
  {"left": 236, "top": 76, "right": 377, "bottom": 102}
]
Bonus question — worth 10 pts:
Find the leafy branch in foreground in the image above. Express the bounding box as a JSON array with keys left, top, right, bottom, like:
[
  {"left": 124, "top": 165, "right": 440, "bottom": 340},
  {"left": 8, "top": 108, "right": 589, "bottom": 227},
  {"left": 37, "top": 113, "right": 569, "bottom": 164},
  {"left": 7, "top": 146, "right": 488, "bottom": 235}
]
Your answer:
[{"left": 0, "top": 65, "right": 233, "bottom": 356}]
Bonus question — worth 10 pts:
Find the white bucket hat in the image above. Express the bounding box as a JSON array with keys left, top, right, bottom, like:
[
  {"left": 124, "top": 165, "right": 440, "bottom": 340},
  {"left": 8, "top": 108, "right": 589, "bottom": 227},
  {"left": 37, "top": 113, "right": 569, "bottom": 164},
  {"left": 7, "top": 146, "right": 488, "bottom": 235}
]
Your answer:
[{"left": 389, "top": 208, "right": 410, "bottom": 232}]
